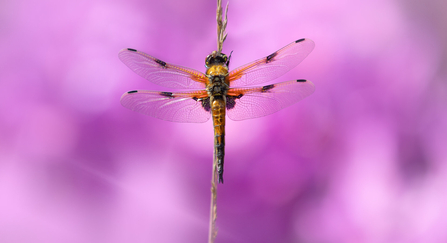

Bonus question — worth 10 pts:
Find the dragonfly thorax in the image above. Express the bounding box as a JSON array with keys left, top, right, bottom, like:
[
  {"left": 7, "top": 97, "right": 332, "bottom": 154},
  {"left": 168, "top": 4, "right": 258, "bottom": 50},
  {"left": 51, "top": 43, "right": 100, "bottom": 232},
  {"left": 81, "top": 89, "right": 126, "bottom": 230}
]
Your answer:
[
  {"left": 207, "top": 81, "right": 229, "bottom": 96},
  {"left": 206, "top": 65, "right": 229, "bottom": 77}
]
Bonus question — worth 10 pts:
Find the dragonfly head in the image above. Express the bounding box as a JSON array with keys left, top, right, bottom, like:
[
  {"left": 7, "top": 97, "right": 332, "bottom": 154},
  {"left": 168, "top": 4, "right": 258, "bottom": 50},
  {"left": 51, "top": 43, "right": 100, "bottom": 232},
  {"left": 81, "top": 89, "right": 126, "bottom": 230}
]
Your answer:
[{"left": 205, "top": 51, "right": 228, "bottom": 67}]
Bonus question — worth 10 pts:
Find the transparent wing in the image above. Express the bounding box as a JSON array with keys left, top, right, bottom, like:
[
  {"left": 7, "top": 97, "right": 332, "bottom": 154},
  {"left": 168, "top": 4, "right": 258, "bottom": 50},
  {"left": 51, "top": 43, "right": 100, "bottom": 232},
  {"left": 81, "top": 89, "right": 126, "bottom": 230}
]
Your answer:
[
  {"left": 119, "top": 48, "right": 208, "bottom": 89},
  {"left": 226, "top": 79, "right": 315, "bottom": 121},
  {"left": 120, "top": 90, "right": 211, "bottom": 123},
  {"left": 228, "top": 38, "right": 315, "bottom": 87}
]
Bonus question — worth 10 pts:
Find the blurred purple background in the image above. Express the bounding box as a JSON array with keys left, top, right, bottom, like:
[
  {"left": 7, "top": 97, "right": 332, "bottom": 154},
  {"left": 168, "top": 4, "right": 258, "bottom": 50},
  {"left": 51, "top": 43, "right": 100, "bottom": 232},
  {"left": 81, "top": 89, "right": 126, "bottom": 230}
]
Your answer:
[{"left": 1, "top": 0, "right": 447, "bottom": 242}]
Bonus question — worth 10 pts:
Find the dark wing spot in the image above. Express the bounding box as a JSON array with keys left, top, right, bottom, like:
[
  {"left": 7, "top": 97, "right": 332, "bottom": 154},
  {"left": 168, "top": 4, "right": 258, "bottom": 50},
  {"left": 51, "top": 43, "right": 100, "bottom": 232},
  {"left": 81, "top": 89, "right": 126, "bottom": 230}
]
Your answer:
[
  {"left": 295, "top": 38, "right": 305, "bottom": 43},
  {"left": 226, "top": 94, "right": 243, "bottom": 110},
  {"left": 127, "top": 48, "right": 137, "bottom": 52},
  {"left": 201, "top": 97, "right": 211, "bottom": 112},
  {"left": 127, "top": 90, "right": 138, "bottom": 93},
  {"left": 266, "top": 52, "right": 278, "bottom": 63},
  {"left": 261, "top": 84, "right": 275, "bottom": 93},
  {"left": 155, "top": 59, "right": 167, "bottom": 67},
  {"left": 160, "top": 92, "right": 174, "bottom": 98},
  {"left": 297, "top": 79, "right": 306, "bottom": 82},
  {"left": 192, "top": 97, "right": 210, "bottom": 111}
]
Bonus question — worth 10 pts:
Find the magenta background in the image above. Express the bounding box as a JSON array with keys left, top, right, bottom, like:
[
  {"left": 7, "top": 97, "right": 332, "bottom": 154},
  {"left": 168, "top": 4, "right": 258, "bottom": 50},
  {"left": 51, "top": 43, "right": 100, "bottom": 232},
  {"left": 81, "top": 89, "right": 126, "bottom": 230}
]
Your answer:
[{"left": 1, "top": 0, "right": 447, "bottom": 242}]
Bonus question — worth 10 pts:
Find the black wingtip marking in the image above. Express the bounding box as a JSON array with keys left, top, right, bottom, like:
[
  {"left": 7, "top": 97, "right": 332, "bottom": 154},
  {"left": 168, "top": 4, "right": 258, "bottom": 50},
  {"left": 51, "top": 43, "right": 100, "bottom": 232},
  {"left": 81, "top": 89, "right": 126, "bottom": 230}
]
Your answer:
[
  {"left": 127, "top": 90, "right": 138, "bottom": 93},
  {"left": 261, "top": 84, "right": 275, "bottom": 92},
  {"left": 295, "top": 38, "right": 305, "bottom": 43},
  {"left": 297, "top": 79, "right": 307, "bottom": 82},
  {"left": 155, "top": 59, "right": 167, "bottom": 67},
  {"left": 160, "top": 91, "right": 174, "bottom": 98},
  {"left": 266, "top": 52, "right": 278, "bottom": 63},
  {"left": 127, "top": 48, "right": 137, "bottom": 52}
]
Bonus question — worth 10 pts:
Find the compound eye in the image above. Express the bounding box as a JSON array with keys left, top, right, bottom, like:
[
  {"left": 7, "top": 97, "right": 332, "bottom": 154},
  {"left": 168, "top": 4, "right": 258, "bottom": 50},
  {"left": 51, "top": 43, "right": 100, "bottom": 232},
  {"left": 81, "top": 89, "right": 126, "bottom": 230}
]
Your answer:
[
  {"left": 205, "top": 55, "right": 212, "bottom": 66},
  {"left": 223, "top": 55, "right": 227, "bottom": 62}
]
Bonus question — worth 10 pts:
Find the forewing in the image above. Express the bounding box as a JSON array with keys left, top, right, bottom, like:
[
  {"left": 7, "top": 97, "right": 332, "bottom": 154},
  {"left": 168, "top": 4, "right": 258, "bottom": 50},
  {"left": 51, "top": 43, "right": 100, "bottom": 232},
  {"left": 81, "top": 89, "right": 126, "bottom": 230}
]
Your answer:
[
  {"left": 226, "top": 79, "right": 315, "bottom": 121},
  {"left": 119, "top": 48, "right": 208, "bottom": 89},
  {"left": 121, "top": 90, "right": 211, "bottom": 123},
  {"left": 229, "top": 38, "right": 315, "bottom": 87}
]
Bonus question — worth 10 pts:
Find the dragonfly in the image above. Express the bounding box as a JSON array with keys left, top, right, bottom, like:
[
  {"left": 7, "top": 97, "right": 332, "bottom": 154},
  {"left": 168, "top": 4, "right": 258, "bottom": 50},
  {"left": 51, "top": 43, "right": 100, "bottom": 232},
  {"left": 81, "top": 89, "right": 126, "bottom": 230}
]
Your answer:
[{"left": 119, "top": 38, "right": 315, "bottom": 183}]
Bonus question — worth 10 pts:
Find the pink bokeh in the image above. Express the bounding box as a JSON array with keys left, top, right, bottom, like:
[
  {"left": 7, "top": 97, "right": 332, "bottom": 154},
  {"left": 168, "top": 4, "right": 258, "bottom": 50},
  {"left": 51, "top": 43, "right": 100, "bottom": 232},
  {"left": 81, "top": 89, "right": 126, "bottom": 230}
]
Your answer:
[{"left": 1, "top": 0, "right": 447, "bottom": 242}]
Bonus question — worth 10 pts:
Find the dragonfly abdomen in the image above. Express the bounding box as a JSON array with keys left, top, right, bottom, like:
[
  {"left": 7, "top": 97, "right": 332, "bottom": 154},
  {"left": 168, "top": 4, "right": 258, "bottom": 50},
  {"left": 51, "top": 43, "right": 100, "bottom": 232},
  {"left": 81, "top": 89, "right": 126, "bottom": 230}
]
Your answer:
[{"left": 211, "top": 96, "right": 226, "bottom": 183}]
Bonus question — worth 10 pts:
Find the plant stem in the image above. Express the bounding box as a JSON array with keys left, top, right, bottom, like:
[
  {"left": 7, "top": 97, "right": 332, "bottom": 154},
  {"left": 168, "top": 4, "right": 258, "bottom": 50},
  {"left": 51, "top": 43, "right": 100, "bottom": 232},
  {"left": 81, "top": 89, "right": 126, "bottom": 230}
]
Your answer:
[{"left": 208, "top": 155, "right": 219, "bottom": 243}]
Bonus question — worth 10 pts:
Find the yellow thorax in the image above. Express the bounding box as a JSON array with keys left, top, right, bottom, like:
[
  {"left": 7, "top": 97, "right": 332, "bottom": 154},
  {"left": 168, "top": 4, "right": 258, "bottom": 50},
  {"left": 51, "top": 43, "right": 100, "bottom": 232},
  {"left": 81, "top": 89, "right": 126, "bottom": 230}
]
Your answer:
[{"left": 206, "top": 65, "right": 229, "bottom": 77}]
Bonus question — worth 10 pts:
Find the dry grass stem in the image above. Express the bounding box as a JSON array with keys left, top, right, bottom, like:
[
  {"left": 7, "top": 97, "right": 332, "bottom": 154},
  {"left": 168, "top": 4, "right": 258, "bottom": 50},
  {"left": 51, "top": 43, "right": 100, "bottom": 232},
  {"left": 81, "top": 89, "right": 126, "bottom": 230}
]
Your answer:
[
  {"left": 216, "top": 0, "right": 229, "bottom": 53},
  {"left": 208, "top": 155, "right": 219, "bottom": 243}
]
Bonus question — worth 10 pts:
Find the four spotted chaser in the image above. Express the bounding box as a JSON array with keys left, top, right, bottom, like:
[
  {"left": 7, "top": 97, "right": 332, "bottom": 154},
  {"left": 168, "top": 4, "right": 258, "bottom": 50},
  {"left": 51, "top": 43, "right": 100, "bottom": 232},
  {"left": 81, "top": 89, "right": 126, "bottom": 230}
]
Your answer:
[{"left": 119, "top": 38, "right": 315, "bottom": 183}]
